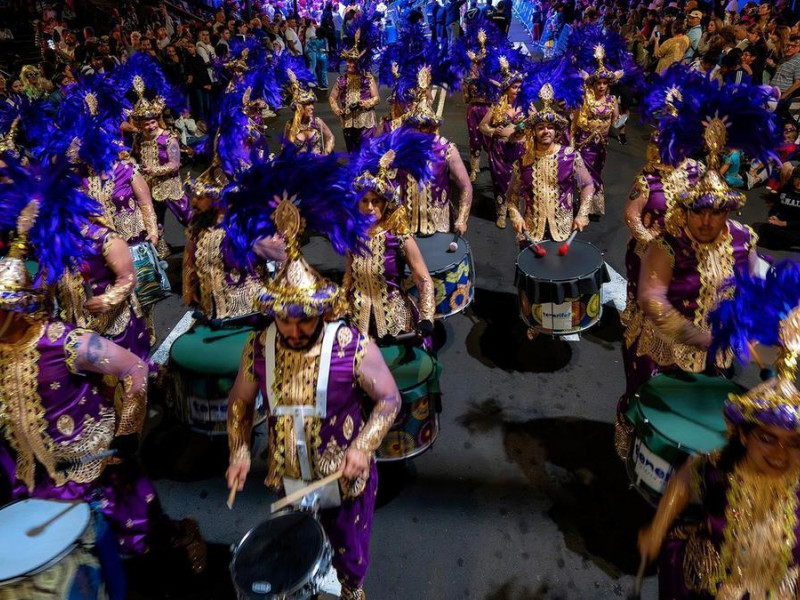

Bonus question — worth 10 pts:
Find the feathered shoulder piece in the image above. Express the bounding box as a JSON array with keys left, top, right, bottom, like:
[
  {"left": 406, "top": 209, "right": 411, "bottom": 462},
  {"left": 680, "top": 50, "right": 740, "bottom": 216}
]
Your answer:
[
  {"left": 223, "top": 147, "right": 372, "bottom": 263},
  {"left": 0, "top": 155, "right": 102, "bottom": 285},
  {"left": 349, "top": 128, "right": 434, "bottom": 205}
]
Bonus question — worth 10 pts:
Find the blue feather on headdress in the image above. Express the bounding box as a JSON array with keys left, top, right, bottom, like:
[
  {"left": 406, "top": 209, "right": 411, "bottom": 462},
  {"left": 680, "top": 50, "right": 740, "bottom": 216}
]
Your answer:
[
  {"left": 60, "top": 72, "right": 130, "bottom": 125},
  {"left": 223, "top": 148, "right": 372, "bottom": 263},
  {"left": 40, "top": 110, "right": 121, "bottom": 175},
  {"left": 658, "top": 78, "right": 780, "bottom": 167},
  {"left": 566, "top": 23, "right": 637, "bottom": 76},
  {"left": 483, "top": 48, "right": 530, "bottom": 103},
  {"left": 709, "top": 261, "right": 800, "bottom": 364},
  {"left": 449, "top": 19, "right": 512, "bottom": 93},
  {"left": 338, "top": 10, "right": 383, "bottom": 73},
  {"left": 112, "top": 53, "right": 186, "bottom": 113},
  {"left": 0, "top": 155, "right": 102, "bottom": 284},
  {"left": 520, "top": 57, "right": 585, "bottom": 110},
  {"left": 0, "top": 97, "right": 51, "bottom": 157}
]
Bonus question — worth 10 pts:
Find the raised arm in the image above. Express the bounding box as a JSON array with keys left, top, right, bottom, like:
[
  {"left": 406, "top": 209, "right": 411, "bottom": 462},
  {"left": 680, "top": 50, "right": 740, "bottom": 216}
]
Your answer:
[
  {"left": 84, "top": 235, "right": 136, "bottom": 315},
  {"left": 131, "top": 170, "right": 159, "bottom": 244}
]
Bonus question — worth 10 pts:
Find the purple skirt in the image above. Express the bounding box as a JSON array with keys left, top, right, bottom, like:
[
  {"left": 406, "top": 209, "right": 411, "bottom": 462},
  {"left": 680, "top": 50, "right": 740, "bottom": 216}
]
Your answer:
[{"left": 466, "top": 104, "right": 490, "bottom": 155}]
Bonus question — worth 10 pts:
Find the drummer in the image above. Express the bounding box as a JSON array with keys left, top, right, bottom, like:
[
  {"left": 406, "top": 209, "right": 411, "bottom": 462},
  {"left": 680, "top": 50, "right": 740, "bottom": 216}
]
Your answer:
[
  {"left": 399, "top": 73, "right": 473, "bottom": 236},
  {"left": 0, "top": 164, "right": 206, "bottom": 583},
  {"left": 343, "top": 128, "right": 436, "bottom": 345},
  {"left": 224, "top": 152, "right": 401, "bottom": 600},
  {"left": 507, "top": 84, "right": 593, "bottom": 247},
  {"left": 639, "top": 263, "right": 800, "bottom": 599}
]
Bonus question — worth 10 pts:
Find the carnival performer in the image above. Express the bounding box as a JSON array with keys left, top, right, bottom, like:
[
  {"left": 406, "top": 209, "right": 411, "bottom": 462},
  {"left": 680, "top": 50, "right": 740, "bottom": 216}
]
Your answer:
[
  {"left": 129, "top": 76, "right": 192, "bottom": 254},
  {"left": 329, "top": 15, "right": 382, "bottom": 153},
  {"left": 282, "top": 69, "right": 335, "bottom": 155},
  {"left": 479, "top": 55, "right": 527, "bottom": 229},
  {"left": 344, "top": 129, "right": 436, "bottom": 344},
  {"left": 617, "top": 81, "right": 779, "bottom": 452},
  {"left": 507, "top": 83, "right": 593, "bottom": 245},
  {"left": 0, "top": 161, "right": 206, "bottom": 587},
  {"left": 639, "top": 262, "right": 800, "bottom": 600},
  {"left": 399, "top": 76, "right": 472, "bottom": 236},
  {"left": 570, "top": 46, "right": 621, "bottom": 220},
  {"left": 223, "top": 151, "right": 401, "bottom": 600}
]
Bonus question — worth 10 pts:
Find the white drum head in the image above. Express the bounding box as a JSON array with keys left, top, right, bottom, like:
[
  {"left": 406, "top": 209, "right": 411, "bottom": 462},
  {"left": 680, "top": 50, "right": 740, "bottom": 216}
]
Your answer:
[{"left": 0, "top": 499, "right": 91, "bottom": 583}]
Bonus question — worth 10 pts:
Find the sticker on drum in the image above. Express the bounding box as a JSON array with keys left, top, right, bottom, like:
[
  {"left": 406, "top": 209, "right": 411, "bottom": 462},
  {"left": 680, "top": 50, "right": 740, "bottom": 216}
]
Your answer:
[{"left": 630, "top": 437, "right": 674, "bottom": 494}]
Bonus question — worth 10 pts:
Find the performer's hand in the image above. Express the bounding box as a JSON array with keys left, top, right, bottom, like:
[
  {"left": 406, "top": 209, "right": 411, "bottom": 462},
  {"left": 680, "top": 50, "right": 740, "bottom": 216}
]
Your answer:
[
  {"left": 417, "top": 319, "right": 434, "bottom": 337},
  {"left": 226, "top": 460, "right": 250, "bottom": 492},
  {"left": 573, "top": 216, "right": 589, "bottom": 231},
  {"left": 512, "top": 220, "right": 524, "bottom": 235},
  {"left": 109, "top": 433, "right": 139, "bottom": 461},
  {"left": 253, "top": 234, "right": 287, "bottom": 262},
  {"left": 342, "top": 446, "right": 370, "bottom": 481},
  {"left": 454, "top": 222, "right": 467, "bottom": 235},
  {"left": 147, "top": 233, "right": 159, "bottom": 245},
  {"left": 637, "top": 525, "right": 662, "bottom": 563},
  {"left": 496, "top": 125, "right": 515, "bottom": 140},
  {"left": 84, "top": 296, "right": 109, "bottom": 314}
]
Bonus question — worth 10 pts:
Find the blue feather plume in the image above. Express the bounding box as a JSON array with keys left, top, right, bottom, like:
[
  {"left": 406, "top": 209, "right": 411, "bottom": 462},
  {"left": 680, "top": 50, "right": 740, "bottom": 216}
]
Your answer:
[
  {"left": 709, "top": 261, "right": 800, "bottom": 364},
  {"left": 61, "top": 72, "right": 130, "bottom": 125},
  {"left": 111, "top": 53, "right": 186, "bottom": 113},
  {"left": 338, "top": 10, "right": 383, "bottom": 73},
  {"left": 520, "top": 57, "right": 585, "bottom": 110},
  {"left": 348, "top": 127, "right": 434, "bottom": 195},
  {"left": 565, "top": 23, "right": 639, "bottom": 80},
  {"left": 0, "top": 155, "right": 102, "bottom": 285},
  {"left": 449, "top": 18, "right": 512, "bottom": 93},
  {"left": 223, "top": 148, "right": 372, "bottom": 263}
]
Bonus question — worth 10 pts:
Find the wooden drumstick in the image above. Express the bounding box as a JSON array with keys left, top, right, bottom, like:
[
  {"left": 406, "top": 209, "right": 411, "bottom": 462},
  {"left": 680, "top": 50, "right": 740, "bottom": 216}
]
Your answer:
[
  {"left": 627, "top": 554, "right": 647, "bottom": 600},
  {"left": 270, "top": 469, "right": 344, "bottom": 513},
  {"left": 227, "top": 477, "right": 239, "bottom": 510},
  {"left": 747, "top": 340, "right": 765, "bottom": 369}
]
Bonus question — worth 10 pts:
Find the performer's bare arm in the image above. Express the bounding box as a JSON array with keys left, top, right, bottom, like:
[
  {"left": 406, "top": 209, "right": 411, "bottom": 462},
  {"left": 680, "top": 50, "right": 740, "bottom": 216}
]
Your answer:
[
  {"left": 71, "top": 331, "right": 148, "bottom": 436},
  {"left": 478, "top": 109, "right": 495, "bottom": 138},
  {"left": 329, "top": 78, "right": 342, "bottom": 117},
  {"left": 638, "top": 458, "right": 692, "bottom": 562},
  {"left": 131, "top": 170, "right": 159, "bottom": 244},
  {"left": 84, "top": 235, "right": 137, "bottom": 315},
  {"left": 447, "top": 145, "right": 473, "bottom": 235},
  {"left": 319, "top": 118, "right": 336, "bottom": 155},
  {"left": 402, "top": 237, "right": 435, "bottom": 325},
  {"left": 508, "top": 164, "right": 526, "bottom": 235},
  {"left": 361, "top": 76, "right": 380, "bottom": 110},
  {"left": 573, "top": 154, "right": 594, "bottom": 231},
  {"left": 225, "top": 351, "right": 260, "bottom": 491},
  {"left": 624, "top": 175, "right": 653, "bottom": 244},
  {"left": 346, "top": 340, "right": 401, "bottom": 480},
  {"left": 638, "top": 242, "right": 711, "bottom": 348}
]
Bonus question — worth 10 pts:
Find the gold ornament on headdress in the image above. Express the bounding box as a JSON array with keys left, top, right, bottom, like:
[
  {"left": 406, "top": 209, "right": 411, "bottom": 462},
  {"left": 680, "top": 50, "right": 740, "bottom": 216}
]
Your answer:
[
  {"left": 527, "top": 83, "right": 568, "bottom": 131},
  {"left": 341, "top": 29, "right": 365, "bottom": 61},
  {"left": 130, "top": 75, "right": 166, "bottom": 120},
  {"left": 273, "top": 194, "right": 305, "bottom": 260},
  {"left": 0, "top": 200, "right": 44, "bottom": 314},
  {"left": 583, "top": 44, "right": 624, "bottom": 84},
  {"left": 0, "top": 117, "right": 20, "bottom": 156},
  {"left": 83, "top": 93, "right": 98, "bottom": 116}
]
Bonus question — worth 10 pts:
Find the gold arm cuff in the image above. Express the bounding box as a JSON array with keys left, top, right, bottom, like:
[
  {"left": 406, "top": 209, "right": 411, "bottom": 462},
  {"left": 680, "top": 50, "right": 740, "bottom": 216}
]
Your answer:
[
  {"left": 417, "top": 277, "right": 435, "bottom": 323},
  {"left": 97, "top": 274, "right": 136, "bottom": 311},
  {"left": 228, "top": 397, "right": 254, "bottom": 464},
  {"left": 455, "top": 191, "right": 471, "bottom": 229},
  {"left": 140, "top": 202, "right": 159, "bottom": 239},
  {"left": 117, "top": 374, "right": 147, "bottom": 436},
  {"left": 641, "top": 298, "right": 705, "bottom": 345},
  {"left": 626, "top": 215, "right": 656, "bottom": 245},
  {"left": 353, "top": 406, "right": 396, "bottom": 454}
]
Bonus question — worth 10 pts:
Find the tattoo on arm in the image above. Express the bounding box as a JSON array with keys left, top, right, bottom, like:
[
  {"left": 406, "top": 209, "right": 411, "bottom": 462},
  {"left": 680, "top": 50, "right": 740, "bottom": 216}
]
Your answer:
[{"left": 86, "top": 334, "right": 106, "bottom": 365}]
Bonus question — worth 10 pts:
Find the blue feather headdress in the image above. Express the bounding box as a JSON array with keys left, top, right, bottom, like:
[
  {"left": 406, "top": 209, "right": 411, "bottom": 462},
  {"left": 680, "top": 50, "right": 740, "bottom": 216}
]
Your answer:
[
  {"left": 708, "top": 260, "right": 800, "bottom": 431},
  {"left": 0, "top": 155, "right": 102, "bottom": 299},
  {"left": 223, "top": 148, "right": 372, "bottom": 319},
  {"left": 0, "top": 97, "right": 51, "bottom": 158},
  {"left": 484, "top": 49, "right": 529, "bottom": 102},
  {"left": 566, "top": 24, "right": 637, "bottom": 86},
  {"left": 521, "top": 56, "right": 585, "bottom": 113},
  {"left": 339, "top": 10, "right": 383, "bottom": 73},
  {"left": 112, "top": 53, "right": 186, "bottom": 117},
  {"left": 61, "top": 72, "right": 130, "bottom": 126},
  {"left": 448, "top": 18, "right": 508, "bottom": 89},
  {"left": 349, "top": 128, "right": 434, "bottom": 207}
]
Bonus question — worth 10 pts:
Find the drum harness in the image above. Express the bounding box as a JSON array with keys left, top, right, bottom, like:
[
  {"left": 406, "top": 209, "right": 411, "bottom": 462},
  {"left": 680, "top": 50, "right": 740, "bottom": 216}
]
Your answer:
[{"left": 263, "top": 321, "right": 342, "bottom": 483}]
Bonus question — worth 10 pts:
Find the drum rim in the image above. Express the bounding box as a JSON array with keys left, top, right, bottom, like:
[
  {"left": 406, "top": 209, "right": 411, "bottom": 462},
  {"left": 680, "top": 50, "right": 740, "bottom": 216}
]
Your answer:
[
  {"left": 412, "top": 233, "right": 473, "bottom": 274},
  {"left": 629, "top": 374, "right": 740, "bottom": 455},
  {"left": 514, "top": 241, "right": 605, "bottom": 283},
  {"left": 434, "top": 239, "right": 476, "bottom": 319},
  {"left": 0, "top": 499, "right": 91, "bottom": 584},
  {"left": 230, "top": 511, "right": 328, "bottom": 597}
]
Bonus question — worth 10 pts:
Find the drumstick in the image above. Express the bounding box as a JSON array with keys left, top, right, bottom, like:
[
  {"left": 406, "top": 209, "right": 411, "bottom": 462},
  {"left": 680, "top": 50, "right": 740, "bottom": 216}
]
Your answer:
[
  {"left": 447, "top": 233, "right": 459, "bottom": 253},
  {"left": 227, "top": 477, "right": 239, "bottom": 510},
  {"left": 558, "top": 230, "right": 578, "bottom": 256},
  {"left": 26, "top": 501, "right": 82, "bottom": 537},
  {"left": 747, "top": 340, "right": 765, "bottom": 369},
  {"left": 56, "top": 449, "right": 117, "bottom": 473},
  {"left": 627, "top": 554, "right": 647, "bottom": 600},
  {"left": 270, "top": 469, "right": 344, "bottom": 513},
  {"left": 523, "top": 232, "right": 547, "bottom": 257}
]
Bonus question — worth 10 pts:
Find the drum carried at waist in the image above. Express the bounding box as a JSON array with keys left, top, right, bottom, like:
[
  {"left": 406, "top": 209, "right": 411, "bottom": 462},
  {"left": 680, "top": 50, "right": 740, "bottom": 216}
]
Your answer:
[
  {"left": 515, "top": 240, "right": 608, "bottom": 336},
  {"left": 377, "top": 343, "right": 442, "bottom": 461},
  {"left": 625, "top": 372, "right": 742, "bottom": 506},
  {"left": 230, "top": 510, "right": 332, "bottom": 600},
  {"left": 407, "top": 233, "right": 474, "bottom": 319},
  {"left": 130, "top": 241, "right": 170, "bottom": 307},
  {"left": 0, "top": 499, "right": 104, "bottom": 600},
  {"left": 169, "top": 323, "right": 263, "bottom": 436}
]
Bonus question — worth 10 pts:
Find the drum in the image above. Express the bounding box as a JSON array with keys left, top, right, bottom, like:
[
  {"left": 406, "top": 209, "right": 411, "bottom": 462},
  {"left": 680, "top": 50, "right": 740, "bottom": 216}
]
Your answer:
[
  {"left": 130, "top": 241, "right": 170, "bottom": 307},
  {"left": 625, "top": 372, "right": 743, "bottom": 506},
  {"left": 407, "top": 233, "right": 474, "bottom": 318},
  {"left": 230, "top": 511, "right": 332, "bottom": 600},
  {"left": 377, "top": 344, "right": 442, "bottom": 461},
  {"left": 514, "top": 240, "right": 609, "bottom": 336},
  {"left": 0, "top": 499, "right": 103, "bottom": 599},
  {"left": 169, "top": 323, "right": 263, "bottom": 435}
]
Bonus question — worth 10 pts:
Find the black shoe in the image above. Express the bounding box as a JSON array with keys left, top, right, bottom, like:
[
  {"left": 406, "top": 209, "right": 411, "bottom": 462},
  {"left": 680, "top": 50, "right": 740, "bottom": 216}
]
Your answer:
[{"left": 619, "top": 133, "right": 628, "bottom": 145}]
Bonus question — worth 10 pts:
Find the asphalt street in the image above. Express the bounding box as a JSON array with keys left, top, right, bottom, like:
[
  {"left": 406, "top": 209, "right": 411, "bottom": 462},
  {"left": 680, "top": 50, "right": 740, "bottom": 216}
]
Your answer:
[{"left": 132, "top": 19, "right": 788, "bottom": 600}]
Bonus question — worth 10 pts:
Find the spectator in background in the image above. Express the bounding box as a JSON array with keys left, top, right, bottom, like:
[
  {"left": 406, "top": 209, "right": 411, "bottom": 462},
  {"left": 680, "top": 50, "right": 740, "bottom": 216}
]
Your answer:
[
  {"left": 655, "top": 21, "right": 690, "bottom": 74},
  {"left": 773, "top": 36, "right": 800, "bottom": 111},
  {"left": 758, "top": 167, "right": 800, "bottom": 250},
  {"left": 305, "top": 23, "right": 329, "bottom": 90},
  {"left": 446, "top": 0, "right": 466, "bottom": 46},
  {"left": 174, "top": 107, "right": 207, "bottom": 154},
  {"left": 712, "top": 47, "right": 746, "bottom": 84},
  {"left": 185, "top": 41, "right": 212, "bottom": 121},
  {"left": 697, "top": 16, "right": 723, "bottom": 55},
  {"left": 80, "top": 52, "right": 107, "bottom": 76},
  {"left": 161, "top": 44, "right": 185, "bottom": 84},
  {"left": 56, "top": 29, "right": 80, "bottom": 64},
  {"left": 742, "top": 45, "right": 765, "bottom": 84},
  {"left": 196, "top": 30, "right": 217, "bottom": 84},
  {"left": 284, "top": 17, "right": 303, "bottom": 56},
  {"left": 490, "top": 0, "right": 509, "bottom": 35}
]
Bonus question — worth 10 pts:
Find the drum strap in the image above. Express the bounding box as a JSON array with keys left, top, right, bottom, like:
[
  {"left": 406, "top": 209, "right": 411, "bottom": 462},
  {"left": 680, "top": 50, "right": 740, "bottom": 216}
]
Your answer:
[{"left": 264, "top": 321, "right": 341, "bottom": 481}]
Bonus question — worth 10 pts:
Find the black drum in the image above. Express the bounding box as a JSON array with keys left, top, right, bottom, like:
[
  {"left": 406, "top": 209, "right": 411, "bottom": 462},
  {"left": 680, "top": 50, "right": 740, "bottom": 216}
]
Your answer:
[
  {"left": 230, "top": 511, "right": 332, "bottom": 600},
  {"left": 514, "top": 240, "right": 609, "bottom": 335}
]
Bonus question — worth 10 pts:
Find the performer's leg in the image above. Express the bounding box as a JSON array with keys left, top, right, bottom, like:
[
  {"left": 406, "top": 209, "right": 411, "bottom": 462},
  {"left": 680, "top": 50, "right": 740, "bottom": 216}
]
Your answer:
[
  {"left": 495, "top": 194, "right": 507, "bottom": 228},
  {"left": 166, "top": 195, "right": 192, "bottom": 228}
]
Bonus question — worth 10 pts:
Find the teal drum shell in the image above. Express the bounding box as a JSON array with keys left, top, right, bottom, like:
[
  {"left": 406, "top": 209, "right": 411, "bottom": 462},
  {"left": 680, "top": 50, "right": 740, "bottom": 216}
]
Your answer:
[
  {"left": 624, "top": 372, "right": 743, "bottom": 506},
  {"left": 406, "top": 233, "right": 475, "bottom": 319},
  {"left": 168, "top": 324, "right": 262, "bottom": 436},
  {"left": 377, "top": 344, "right": 442, "bottom": 461}
]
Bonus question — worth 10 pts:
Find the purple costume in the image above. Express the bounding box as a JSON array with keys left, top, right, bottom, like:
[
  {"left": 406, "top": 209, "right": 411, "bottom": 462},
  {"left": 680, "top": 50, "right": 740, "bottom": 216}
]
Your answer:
[
  {"left": 243, "top": 323, "right": 377, "bottom": 590},
  {"left": 332, "top": 73, "right": 378, "bottom": 153},
  {"left": 571, "top": 92, "right": 616, "bottom": 216},
  {"left": 620, "top": 220, "right": 755, "bottom": 409},
  {"left": 465, "top": 79, "right": 490, "bottom": 169},
  {"left": 484, "top": 102, "right": 526, "bottom": 219},
  {"left": 0, "top": 320, "right": 161, "bottom": 554},
  {"left": 134, "top": 131, "right": 192, "bottom": 227},
  {"left": 56, "top": 222, "right": 150, "bottom": 361}
]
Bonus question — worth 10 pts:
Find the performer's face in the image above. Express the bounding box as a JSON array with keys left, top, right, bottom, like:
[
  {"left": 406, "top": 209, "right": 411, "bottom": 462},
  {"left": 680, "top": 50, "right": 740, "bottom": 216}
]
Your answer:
[
  {"left": 507, "top": 82, "right": 521, "bottom": 101},
  {"left": 742, "top": 425, "right": 800, "bottom": 477},
  {"left": 685, "top": 208, "right": 727, "bottom": 243},
  {"left": 359, "top": 191, "right": 387, "bottom": 221},
  {"left": 593, "top": 80, "right": 609, "bottom": 96},
  {"left": 346, "top": 60, "right": 357, "bottom": 74},
  {"left": 533, "top": 122, "right": 555, "bottom": 147},
  {"left": 191, "top": 192, "right": 213, "bottom": 213},
  {"left": 275, "top": 315, "right": 323, "bottom": 350},
  {"left": 140, "top": 118, "right": 160, "bottom": 137},
  {"left": 301, "top": 103, "right": 315, "bottom": 119}
]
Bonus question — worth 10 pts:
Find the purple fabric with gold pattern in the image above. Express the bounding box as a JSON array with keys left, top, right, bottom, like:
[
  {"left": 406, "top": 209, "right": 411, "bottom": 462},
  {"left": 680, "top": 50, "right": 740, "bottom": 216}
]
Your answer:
[
  {"left": 110, "top": 160, "right": 148, "bottom": 245},
  {"left": 488, "top": 137, "right": 525, "bottom": 202},
  {"left": 518, "top": 145, "right": 579, "bottom": 217},
  {"left": 466, "top": 103, "right": 490, "bottom": 156},
  {"left": 0, "top": 320, "right": 160, "bottom": 555},
  {"left": 247, "top": 324, "right": 377, "bottom": 589}
]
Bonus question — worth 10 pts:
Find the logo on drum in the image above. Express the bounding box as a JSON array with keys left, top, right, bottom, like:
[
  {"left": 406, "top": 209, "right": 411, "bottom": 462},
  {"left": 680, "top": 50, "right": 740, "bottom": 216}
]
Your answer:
[
  {"left": 632, "top": 438, "right": 673, "bottom": 493},
  {"left": 252, "top": 581, "right": 273, "bottom": 593}
]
